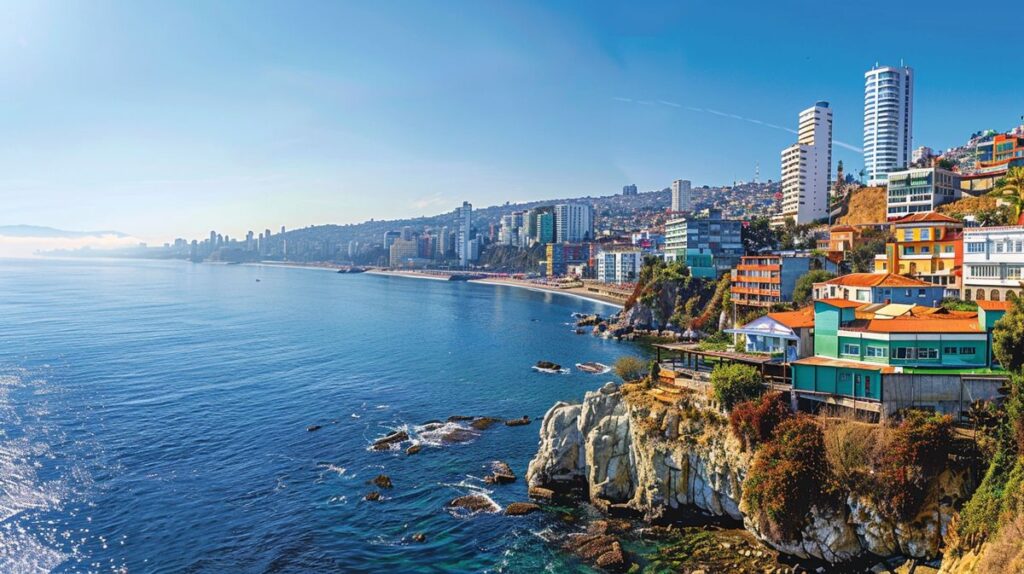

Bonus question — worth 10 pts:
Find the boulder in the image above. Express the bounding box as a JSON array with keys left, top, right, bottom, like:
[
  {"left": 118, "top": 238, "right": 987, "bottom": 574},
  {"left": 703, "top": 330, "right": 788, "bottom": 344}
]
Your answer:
[
  {"left": 372, "top": 474, "right": 393, "bottom": 489},
  {"left": 365, "top": 491, "right": 381, "bottom": 501},
  {"left": 484, "top": 461, "right": 516, "bottom": 484},
  {"left": 446, "top": 494, "right": 500, "bottom": 514},
  {"left": 406, "top": 444, "right": 422, "bottom": 455},
  {"left": 306, "top": 424, "right": 322, "bottom": 432},
  {"left": 411, "top": 532, "right": 427, "bottom": 543},
  {"left": 535, "top": 361, "right": 562, "bottom": 371},
  {"left": 505, "top": 502, "right": 540, "bottom": 516},
  {"left": 372, "top": 430, "right": 409, "bottom": 450},
  {"left": 505, "top": 416, "right": 531, "bottom": 427},
  {"left": 528, "top": 486, "right": 555, "bottom": 501},
  {"left": 470, "top": 417, "right": 501, "bottom": 430}
]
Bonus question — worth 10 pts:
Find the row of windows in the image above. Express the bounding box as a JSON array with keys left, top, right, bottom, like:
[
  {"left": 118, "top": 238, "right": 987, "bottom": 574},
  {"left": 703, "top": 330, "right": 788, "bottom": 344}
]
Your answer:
[
  {"left": 965, "top": 239, "right": 1024, "bottom": 254},
  {"left": 841, "top": 344, "right": 972, "bottom": 360}
]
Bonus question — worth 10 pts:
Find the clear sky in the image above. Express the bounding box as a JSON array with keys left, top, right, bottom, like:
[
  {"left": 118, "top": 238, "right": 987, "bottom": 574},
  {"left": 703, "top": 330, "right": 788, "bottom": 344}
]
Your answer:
[{"left": 3, "top": 0, "right": 1023, "bottom": 242}]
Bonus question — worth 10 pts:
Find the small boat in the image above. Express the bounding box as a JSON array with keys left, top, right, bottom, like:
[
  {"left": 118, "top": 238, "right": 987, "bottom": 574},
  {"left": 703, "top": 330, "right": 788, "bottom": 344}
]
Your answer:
[{"left": 576, "top": 362, "right": 611, "bottom": 374}]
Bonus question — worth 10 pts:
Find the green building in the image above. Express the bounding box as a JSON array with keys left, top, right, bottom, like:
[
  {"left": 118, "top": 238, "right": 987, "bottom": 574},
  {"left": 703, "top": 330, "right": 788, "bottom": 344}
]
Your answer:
[{"left": 790, "top": 299, "right": 1009, "bottom": 422}]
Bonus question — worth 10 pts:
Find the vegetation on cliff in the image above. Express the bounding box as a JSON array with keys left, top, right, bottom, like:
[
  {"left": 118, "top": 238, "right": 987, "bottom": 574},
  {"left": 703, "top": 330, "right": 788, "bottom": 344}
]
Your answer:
[
  {"left": 710, "top": 364, "right": 765, "bottom": 411},
  {"left": 834, "top": 186, "right": 887, "bottom": 226},
  {"left": 624, "top": 258, "right": 731, "bottom": 332},
  {"left": 743, "top": 414, "right": 837, "bottom": 540},
  {"left": 728, "top": 391, "right": 791, "bottom": 451}
]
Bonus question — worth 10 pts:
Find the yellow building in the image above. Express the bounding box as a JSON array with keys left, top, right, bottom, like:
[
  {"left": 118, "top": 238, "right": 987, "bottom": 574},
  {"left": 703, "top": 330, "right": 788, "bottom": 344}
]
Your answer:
[{"left": 873, "top": 212, "right": 962, "bottom": 292}]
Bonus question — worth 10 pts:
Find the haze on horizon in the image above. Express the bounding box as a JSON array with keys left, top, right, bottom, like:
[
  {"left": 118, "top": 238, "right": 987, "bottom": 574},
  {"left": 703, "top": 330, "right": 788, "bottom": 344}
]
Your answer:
[{"left": 3, "top": 0, "right": 1023, "bottom": 243}]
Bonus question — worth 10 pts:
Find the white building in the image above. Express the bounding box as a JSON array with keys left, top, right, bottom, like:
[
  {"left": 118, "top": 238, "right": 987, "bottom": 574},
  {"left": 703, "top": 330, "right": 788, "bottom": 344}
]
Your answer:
[
  {"left": 962, "top": 226, "right": 1024, "bottom": 302},
  {"left": 554, "top": 203, "right": 594, "bottom": 243},
  {"left": 777, "top": 101, "right": 832, "bottom": 226},
  {"left": 912, "top": 146, "right": 935, "bottom": 167},
  {"left": 864, "top": 64, "right": 914, "bottom": 186},
  {"left": 885, "top": 167, "right": 961, "bottom": 220},
  {"left": 596, "top": 250, "right": 643, "bottom": 283},
  {"left": 456, "top": 201, "right": 472, "bottom": 266},
  {"left": 670, "top": 179, "right": 691, "bottom": 213}
]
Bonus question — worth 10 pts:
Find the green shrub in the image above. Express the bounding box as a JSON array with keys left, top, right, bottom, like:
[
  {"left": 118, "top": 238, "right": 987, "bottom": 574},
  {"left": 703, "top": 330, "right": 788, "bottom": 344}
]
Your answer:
[
  {"left": 728, "top": 391, "right": 791, "bottom": 451},
  {"left": 743, "top": 414, "right": 834, "bottom": 541},
  {"left": 614, "top": 356, "right": 648, "bottom": 383},
  {"left": 710, "top": 364, "right": 764, "bottom": 411}
]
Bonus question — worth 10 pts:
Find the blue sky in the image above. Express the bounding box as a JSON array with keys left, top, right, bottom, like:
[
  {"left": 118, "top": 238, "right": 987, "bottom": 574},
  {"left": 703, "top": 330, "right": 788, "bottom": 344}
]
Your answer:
[{"left": 3, "top": 1, "right": 1023, "bottom": 241}]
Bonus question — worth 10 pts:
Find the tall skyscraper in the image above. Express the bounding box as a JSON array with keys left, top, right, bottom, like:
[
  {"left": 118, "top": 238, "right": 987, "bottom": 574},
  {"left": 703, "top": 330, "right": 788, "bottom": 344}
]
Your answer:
[
  {"left": 622, "top": 184, "right": 638, "bottom": 196},
  {"left": 670, "top": 180, "right": 691, "bottom": 213},
  {"left": 456, "top": 201, "right": 472, "bottom": 266},
  {"left": 864, "top": 64, "right": 914, "bottom": 186},
  {"left": 778, "top": 101, "right": 833, "bottom": 225},
  {"left": 554, "top": 204, "right": 594, "bottom": 243}
]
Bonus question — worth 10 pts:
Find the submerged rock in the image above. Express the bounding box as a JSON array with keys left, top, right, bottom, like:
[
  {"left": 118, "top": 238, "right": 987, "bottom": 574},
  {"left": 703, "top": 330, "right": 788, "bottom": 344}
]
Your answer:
[
  {"left": 372, "top": 474, "right": 393, "bottom": 489},
  {"left": 372, "top": 430, "right": 409, "bottom": 450},
  {"left": 446, "top": 494, "right": 500, "bottom": 514},
  {"left": 484, "top": 461, "right": 516, "bottom": 484},
  {"left": 505, "top": 416, "right": 531, "bottom": 427},
  {"left": 365, "top": 491, "right": 381, "bottom": 501},
  {"left": 469, "top": 417, "right": 502, "bottom": 430},
  {"left": 306, "top": 424, "right": 322, "bottom": 432},
  {"left": 406, "top": 444, "right": 422, "bottom": 455},
  {"left": 505, "top": 502, "right": 540, "bottom": 516},
  {"left": 411, "top": 532, "right": 426, "bottom": 543}
]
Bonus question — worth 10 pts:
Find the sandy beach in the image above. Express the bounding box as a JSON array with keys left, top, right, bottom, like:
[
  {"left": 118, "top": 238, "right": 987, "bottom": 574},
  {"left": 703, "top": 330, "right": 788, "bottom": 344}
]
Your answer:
[{"left": 470, "top": 277, "right": 626, "bottom": 309}]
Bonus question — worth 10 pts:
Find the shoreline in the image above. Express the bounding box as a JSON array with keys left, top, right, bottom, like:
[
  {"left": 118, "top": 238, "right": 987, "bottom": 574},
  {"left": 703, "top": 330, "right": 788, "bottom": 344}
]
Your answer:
[
  {"left": 363, "top": 269, "right": 453, "bottom": 281},
  {"left": 470, "top": 278, "right": 625, "bottom": 309}
]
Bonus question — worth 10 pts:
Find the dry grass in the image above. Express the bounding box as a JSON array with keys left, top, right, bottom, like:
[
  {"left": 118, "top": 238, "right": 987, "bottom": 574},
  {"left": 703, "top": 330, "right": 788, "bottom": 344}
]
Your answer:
[
  {"left": 822, "top": 419, "right": 880, "bottom": 487},
  {"left": 977, "top": 512, "right": 1024, "bottom": 573}
]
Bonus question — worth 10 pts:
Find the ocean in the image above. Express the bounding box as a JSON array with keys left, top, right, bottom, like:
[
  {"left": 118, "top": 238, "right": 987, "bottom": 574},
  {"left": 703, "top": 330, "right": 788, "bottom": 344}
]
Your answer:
[{"left": 0, "top": 258, "right": 641, "bottom": 573}]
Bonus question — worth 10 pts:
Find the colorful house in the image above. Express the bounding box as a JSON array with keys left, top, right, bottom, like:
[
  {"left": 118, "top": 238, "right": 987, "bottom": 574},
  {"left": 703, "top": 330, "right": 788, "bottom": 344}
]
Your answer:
[
  {"left": 725, "top": 306, "right": 815, "bottom": 362},
  {"left": 791, "top": 299, "right": 1009, "bottom": 421},
  {"left": 812, "top": 273, "right": 945, "bottom": 306},
  {"left": 874, "top": 212, "right": 963, "bottom": 295}
]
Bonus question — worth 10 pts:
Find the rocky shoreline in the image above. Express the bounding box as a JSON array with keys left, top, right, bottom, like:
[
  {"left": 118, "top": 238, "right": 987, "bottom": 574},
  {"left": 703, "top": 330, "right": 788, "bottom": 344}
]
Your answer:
[{"left": 526, "top": 382, "right": 972, "bottom": 572}]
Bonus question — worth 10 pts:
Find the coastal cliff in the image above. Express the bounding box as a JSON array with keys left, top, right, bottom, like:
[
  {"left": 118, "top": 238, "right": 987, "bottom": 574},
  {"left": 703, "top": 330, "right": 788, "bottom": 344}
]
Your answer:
[{"left": 527, "top": 382, "right": 972, "bottom": 565}]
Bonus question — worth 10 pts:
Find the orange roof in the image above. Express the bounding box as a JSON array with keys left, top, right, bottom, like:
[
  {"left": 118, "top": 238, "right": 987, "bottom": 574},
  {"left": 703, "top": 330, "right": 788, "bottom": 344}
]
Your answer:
[
  {"left": 768, "top": 307, "right": 815, "bottom": 329},
  {"left": 817, "top": 298, "right": 863, "bottom": 309},
  {"left": 793, "top": 356, "right": 896, "bottom": 373},
  {"left": 862, "top": 317, "right": 982, "bottom": 334},
  {"left": 977, "top": 300, "right": 1011, "bottom": 312},
  {"left": 823, "top": 273, "right": 934, "bottom": 288},
  {"left": 893, "top": 212, "right": 961, "bottom": 225}
]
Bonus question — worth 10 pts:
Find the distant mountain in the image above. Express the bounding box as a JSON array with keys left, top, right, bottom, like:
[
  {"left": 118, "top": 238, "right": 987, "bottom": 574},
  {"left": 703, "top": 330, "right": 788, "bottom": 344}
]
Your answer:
[{"left": 0, "top": 225, "right": 129, "bottom": 239}]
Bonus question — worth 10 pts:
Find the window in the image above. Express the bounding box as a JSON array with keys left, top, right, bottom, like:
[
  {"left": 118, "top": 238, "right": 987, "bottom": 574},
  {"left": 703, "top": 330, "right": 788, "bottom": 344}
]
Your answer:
[
  {"left": 944, "top": 347, "right": 958, "bottom": 355},
  {"left": 864, "top": 376, "right": 872, "bottom": 395},
  {"left": 920, "top": 228, "right": 931, "bottom": 240},
  {"left": 992, "top": 290, "right": 1002, "bottom": 301},
  {"left": 895, "top": 347, "right": 915, "bottom": 359},
  {"left": 921, "top": 246, "right": 930, "bottom": 254},
  {"left": 842, "top": 343, "right": 861, "bottom": 356},
  {"left": 966, "top": 242, "right": 985, "bottom": 254},
  {"left": 971, "top": 265, "right": 999, "bottom": 278},
  {"left": 856, "top": 290, "right": 868, "bottom": 301},
  {"left": 997, "top": 242, "right": 1005, "bottom": 253},
  {"left": 903, "top": 229, "right": 913, "bottom": 241},
  {"left": 865, "top": 346, "right": 888, "bottom": 358},
  {"left": 960, "top": 347, "right": 976, "bottom": 355},
  {"left": 918, "top": 289, "right": 926, "bottom": 297},
  {"left": 944, "top": 245, "right": 954, "bottom": 253},
  {"left": 1009, "top": 266, "right": 1023, "bottom": 280},
  {"left": 918, "top": 348, "right": 938, "bottom": 359}
]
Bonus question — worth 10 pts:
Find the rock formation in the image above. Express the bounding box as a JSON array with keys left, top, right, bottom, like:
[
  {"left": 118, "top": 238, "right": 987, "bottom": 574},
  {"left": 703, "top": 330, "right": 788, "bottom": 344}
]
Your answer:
[{"left": 527, "top": 382, "right": 971, "bottom": 565}]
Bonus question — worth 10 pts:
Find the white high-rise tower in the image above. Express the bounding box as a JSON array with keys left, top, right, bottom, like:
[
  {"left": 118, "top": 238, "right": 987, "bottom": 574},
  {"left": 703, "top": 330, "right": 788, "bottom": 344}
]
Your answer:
[
  {"left": 863, "top": 64, "right": 914, "bottom": 186},
  {"left": 456, "top": 201, "right": 472, "bottom": 266},
  {"left": 670, "top": 179, "right": 691, "bottom": 213},
  {"left": 777, "top": 101, "right": 832, "bottom": 226}
]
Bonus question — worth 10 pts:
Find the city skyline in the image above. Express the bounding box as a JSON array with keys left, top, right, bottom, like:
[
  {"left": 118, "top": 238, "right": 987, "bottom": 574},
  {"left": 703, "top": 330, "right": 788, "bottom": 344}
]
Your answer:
[{"left": 4, "top": 1, "right": 1024, "bottom": 242}]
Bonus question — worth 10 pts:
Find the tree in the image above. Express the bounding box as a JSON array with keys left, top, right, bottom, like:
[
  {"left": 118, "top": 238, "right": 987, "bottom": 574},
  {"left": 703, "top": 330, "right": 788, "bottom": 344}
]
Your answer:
[
  {"left": 614, "top": 356, "right": 648, "bottom": 383},
  {"left": 993, "top": 295, "right": 1024, "bottom": 373},
  {"left": 742, "top": 217, "right": 776, "bottom": 254},
  {"left": 846, "top": 239, "right": 886, "bottom": 273},
  {"left": 792, "top": 269, "right": 836, "bottom": 305},
  {"left": 710, "top": 363, "right": 764, "bottom": 410}
]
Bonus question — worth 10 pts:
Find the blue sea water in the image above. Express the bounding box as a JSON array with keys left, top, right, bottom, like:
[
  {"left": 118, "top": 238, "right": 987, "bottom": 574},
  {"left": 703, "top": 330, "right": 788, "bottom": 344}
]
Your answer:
[{"left": 0, "top": 258, "right": 642, "bottom": 573}]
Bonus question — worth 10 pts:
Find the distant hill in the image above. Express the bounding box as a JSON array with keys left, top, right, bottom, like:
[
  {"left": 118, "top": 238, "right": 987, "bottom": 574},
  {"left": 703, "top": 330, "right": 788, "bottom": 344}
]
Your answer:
[
  {"left": 0, "top": 225, "right": 128, "bottom": 239},
  {"left": 834, "top": 187, "right": 887, "bottom": 226}
]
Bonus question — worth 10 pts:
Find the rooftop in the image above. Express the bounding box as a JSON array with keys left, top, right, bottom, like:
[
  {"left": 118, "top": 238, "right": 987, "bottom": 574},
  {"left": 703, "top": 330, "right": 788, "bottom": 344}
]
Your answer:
[
  {"left": 843, "top": 317, "right": 983, "bottom": 334},
  {"left": 820, "top": 272, "right": 934, "bottom": 288},
  {"left": 793, "top": 356, "right": 897, "bottom": 373},
  {"left": 977, "top": 300, "right": 1012, "bottom": 312},
  {"left": 767, "top": 307, "right": 815, "bottom": 329},
  {"left": 892, "top": 212, "right": 961, "bottom": 225}
]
